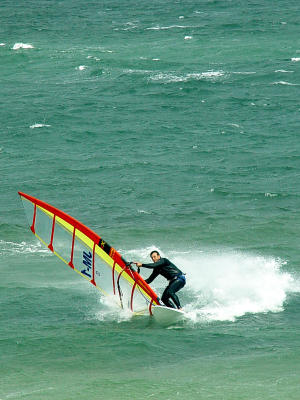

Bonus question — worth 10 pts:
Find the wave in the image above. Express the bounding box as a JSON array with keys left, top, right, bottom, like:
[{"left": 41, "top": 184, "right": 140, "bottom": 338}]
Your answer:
[
  {"left": 0, "top": 239, "right": 51, "bottom": 256},
  {"left": 125, "top": 247, "right": 298, "bottom": 323},
  {"left": 4, "top": 387, "right": 54, "bottom": 399},
  {"left": 146, "top": 25, "right": 194, "bottom": 30},
  {"left": 30, "top": 123, "right": 51, "bottom": 129},
  {"left": 176, "top": 251, "right": 297, "bottom": 322},
  {"left": 12, "top": 43, "right": 34, "bottom": 50},
  {"left": 149, "top": 71, "right": 224, "bottom": 83},
  {"left": 8, "top": 240, "right": 297, "bottom": 324},
  {"left": 272, "top": 81, "right": 298, "bottom": 86},
  {"left": 275, "top": 70, "right": 294, "bottom": 73}
]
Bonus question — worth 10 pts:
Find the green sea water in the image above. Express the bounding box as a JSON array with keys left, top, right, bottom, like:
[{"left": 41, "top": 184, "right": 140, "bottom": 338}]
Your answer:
[{"left": 1, "top": 0, "right": 300, "bottom": 398}]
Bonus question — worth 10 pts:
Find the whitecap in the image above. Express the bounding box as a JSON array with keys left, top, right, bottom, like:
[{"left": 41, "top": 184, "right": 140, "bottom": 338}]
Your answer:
[
  {"left": 12, "top": 43, "right": 34, "bottom": 50},
  {"left": 198, "top": 71, "right": 224, "bottom": 78},
  {"left": 30, "top": 123, "right": 51, "bottom": 129},
  {"left": 232, "top": 71, "right": 256, "bottom": 75},
  {"left": 77, "top": 65, "right": 87, "bottom": 71},
  {"left": 150, "top": 70, "right": 224, "bottom": 83},
  {"left": 0, "top": 240, "right": 51, "bottom": 256},
  {"left": 184, "top": 36, "right": 193, "bottom": 40},
  {"left": 123, "top": 68, "right": 152, "bottom": 75},
  {"left": 272, "top": 81, "right": 298, "bottom": 86},
  {"left": 275, "top": 69, "right": 294, "bottom": 73},
  {"left": 147, "top": 25, "right": 190, "bottom": 30},
  {"left": 0, "top": 43, "right": 6, "bottom": 47},
  {"left": 265, "top": 192, "right": 278, "bottom": 197},
  {"left": 291, "top": 57, "right": 300, "bottom": 62},
  {"left": 96, "top": 47, "right": 113, "bottom": 53},
  {"left": 5, "top": 387, "right": 54, "bottom": 399}
]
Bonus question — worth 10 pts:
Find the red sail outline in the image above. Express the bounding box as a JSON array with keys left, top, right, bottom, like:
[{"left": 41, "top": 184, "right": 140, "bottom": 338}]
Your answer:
[{"left": 18, "top": 191, "right": 160, "bottom": 308}]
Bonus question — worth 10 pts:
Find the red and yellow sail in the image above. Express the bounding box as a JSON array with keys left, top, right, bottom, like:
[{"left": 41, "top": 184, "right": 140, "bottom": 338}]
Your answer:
[{"left": 18, "top": 192, "right": 160, "bottom": 314}]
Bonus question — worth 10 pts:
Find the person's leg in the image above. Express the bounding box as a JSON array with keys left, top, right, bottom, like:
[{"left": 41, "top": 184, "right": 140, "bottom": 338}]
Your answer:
[
  {"left": 168, "top": 279, "right": 185, "bottom": 308},
  {"left": 161, "top": 285, "right": 176, "bottom": 308},
  {"left": 161, "top": 279, "right": 185, "bottom": 309}
]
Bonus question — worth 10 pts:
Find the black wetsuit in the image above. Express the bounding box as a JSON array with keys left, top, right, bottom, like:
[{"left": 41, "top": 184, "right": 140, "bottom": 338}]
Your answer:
[{"left": 142, "top": 258, "right": 186, "bottom": 309}]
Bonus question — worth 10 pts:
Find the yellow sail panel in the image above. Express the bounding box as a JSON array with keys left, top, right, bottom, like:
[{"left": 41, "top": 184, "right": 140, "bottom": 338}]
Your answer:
[
  {"left": 37, "top": 204, "right": 54, "bottom": 220},
  {"left": 19, "top": 192, "right": 161, "bottom": 314},
  {"left": 75, "top": 229, "right": 95, "bottom": 251}
]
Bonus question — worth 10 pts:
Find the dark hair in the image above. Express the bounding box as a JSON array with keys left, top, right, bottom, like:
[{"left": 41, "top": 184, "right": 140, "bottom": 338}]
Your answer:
[{"left": 150, "top": 250, "right": 160, "bottom": 257}]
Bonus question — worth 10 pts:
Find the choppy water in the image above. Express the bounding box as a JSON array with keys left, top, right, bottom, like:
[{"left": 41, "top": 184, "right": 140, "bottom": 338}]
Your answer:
[{"left": 1, "top": 0, "right": 300, "bottom": 399}]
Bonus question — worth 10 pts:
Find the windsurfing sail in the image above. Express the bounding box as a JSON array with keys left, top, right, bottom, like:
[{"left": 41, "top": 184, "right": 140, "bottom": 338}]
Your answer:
[{"left": 18, "top": 192, "right": 160, "bottom": 314}]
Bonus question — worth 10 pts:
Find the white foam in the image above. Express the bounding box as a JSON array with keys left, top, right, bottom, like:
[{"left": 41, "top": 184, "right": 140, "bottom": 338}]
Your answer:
[
  {"left": 291, "top": 57, "right": 300, "bottom": 62},
  {"left": 30, "top": 123, "right": 51, "bottom": 129},
  {"left": 171, "top": 251, "right": 295, "bottom": 322},
  {"left": 0, "top": 240, "right": 51, "bottom": 256},
  {"left": 0, "top": 43, "right": 6, "bottom": 47},
  {"left": 5, "top": 387, "right": 54, "bottom": 399},
  {"left": 150, "top": 70, "right": 224, "bottom": 83},
  {"left": 272, "top": 81, "right": 298, "bottom": 86},
  {"left": 77, "top": 65, "right": 87, "bottom": 71},
  {"left": 123, "top": 68, "right": 152, "bottom": 75},
  {"left": 275, "top": 70, "right": 294, "bottom": 73},
  {"left": 93, "top": 296, "right": 133, "bottom": 322},
  {"left": 125, "top": 248, "right": 297, "bottom": 323},
  {"left": 184, "top": 36, "right": 193, "bottom": 40},
  {"left": 147, "top": 25, "right": 190, "bottom": 30},
  {"left": 232, "top": 71, "right": 256, "bottom": 75},
  {"left": 12, "top": 43, "right": 34, "bottom": 50},
  {"left": 265, "top": 192, "right": 278, "bottom": 197},
  {"left": 124, "top": 246, "right": 163, "bottom": 262}
]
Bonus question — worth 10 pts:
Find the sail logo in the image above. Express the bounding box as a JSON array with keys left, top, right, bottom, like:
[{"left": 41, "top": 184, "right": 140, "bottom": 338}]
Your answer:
[{"left": 81, "top": 250, "right": 92, "bottom": 278}]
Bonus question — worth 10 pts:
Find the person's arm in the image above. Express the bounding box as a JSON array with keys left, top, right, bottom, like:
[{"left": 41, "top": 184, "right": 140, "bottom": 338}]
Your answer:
[
  {"left": 134, "top": 258, "right": 168, "bottom": 284},
  {"left": 145, "top": 268, "right": 160, "bottom": 284},
  {"left": 141, "top": 258, "right": 168, "bottom": 269}
]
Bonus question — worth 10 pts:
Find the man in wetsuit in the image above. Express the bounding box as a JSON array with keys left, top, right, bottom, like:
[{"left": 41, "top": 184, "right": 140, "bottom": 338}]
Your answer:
[{"left": 134, "top": 250, "right": 186, "bottom": 309}]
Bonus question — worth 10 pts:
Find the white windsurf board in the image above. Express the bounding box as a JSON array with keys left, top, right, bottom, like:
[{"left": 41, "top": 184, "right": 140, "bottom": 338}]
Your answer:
[{"left": 151, "top": 305, "right": 186, "bottom": 325}]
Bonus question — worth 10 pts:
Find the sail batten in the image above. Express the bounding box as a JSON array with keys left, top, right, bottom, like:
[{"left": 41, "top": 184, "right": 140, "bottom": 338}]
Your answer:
[{"left": 18, "top": 192, "right": 160, "bottom": 314}]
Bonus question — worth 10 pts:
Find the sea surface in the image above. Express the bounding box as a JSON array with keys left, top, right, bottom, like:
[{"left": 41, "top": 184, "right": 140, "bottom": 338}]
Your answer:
[{"left": 1, "top": 0, "right": 300, "bottom": 398}]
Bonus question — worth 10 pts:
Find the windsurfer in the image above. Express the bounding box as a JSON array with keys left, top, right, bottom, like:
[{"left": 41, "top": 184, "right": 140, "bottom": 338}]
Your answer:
[{"left": 134, "top": 250, "right": 186, "bottom": 309}]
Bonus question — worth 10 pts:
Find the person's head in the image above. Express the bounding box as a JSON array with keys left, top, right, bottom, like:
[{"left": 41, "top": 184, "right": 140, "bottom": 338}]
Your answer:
[{"left": 150, "top": 250, "right": 160, "bottom": 262}]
